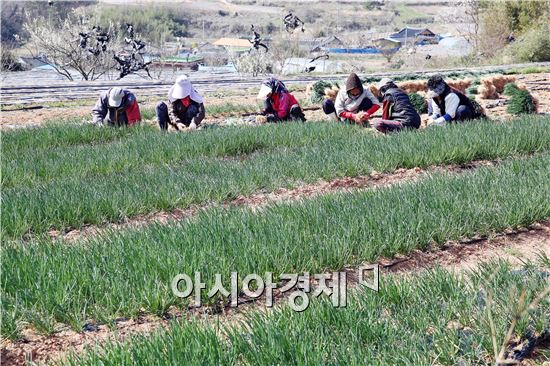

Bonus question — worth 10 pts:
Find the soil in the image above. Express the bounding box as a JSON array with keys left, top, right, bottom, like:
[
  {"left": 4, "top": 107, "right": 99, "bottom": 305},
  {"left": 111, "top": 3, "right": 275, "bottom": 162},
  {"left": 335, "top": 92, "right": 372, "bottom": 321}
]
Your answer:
[{"left": 386, "top": 222, "right": 550, "bottom": 273}]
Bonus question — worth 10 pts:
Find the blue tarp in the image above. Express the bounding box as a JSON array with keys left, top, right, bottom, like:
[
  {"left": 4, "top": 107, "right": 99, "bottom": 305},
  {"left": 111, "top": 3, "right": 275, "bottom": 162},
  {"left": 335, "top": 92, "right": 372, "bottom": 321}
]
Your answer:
[{"left": 326, "top": 47, "right": 400, "bottom": 54}]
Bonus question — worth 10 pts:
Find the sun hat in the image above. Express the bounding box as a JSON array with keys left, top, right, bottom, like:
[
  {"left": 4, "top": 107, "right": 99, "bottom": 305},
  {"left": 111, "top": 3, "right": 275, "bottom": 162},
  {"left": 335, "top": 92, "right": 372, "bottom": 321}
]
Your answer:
[
  {"left": 108, "top": 87, "right": 124, "bottom": 107},
  {"left": 168, "top": 75, "right": 204, "bottom": 103},
  {"left": 170, "top": 75, "right": 193, "bottom": 99},
  {"left": 257, "top": 84, "right": 272, "bottom": 99}
]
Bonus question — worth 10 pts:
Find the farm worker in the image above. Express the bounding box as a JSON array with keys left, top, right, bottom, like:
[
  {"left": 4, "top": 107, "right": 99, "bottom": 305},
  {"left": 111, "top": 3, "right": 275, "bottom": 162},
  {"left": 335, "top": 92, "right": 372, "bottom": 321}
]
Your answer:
[
  {"left": 257, "top": 77, "right": 306, "bottom": 122},
  {"left": 156, "top": 75, "right": 205, "bottom": 130},
  {"left": 426, "top": 74, "right": 480, "bottom": 126},
  {"left": 371, "top": 78, "right": 421, "bottom": 133},
  {"left": 324, "top": 73, "right": 380, "bottom": 125},
  {"left": 92, "top": 87, "right": 141, "bottom": 127}
]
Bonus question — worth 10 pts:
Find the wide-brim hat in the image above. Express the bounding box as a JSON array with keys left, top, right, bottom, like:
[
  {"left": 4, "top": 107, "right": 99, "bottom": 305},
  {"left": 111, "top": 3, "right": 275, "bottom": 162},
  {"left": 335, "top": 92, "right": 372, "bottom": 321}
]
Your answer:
[
  {"left": 108, "top": 87, "right": 124, "bottom": 107},
  {"left": 256, "top": 84, "right": 272, "bottom": 99},
  {"left": 169, "top": 75, "right": 193, "bottom": 100}
]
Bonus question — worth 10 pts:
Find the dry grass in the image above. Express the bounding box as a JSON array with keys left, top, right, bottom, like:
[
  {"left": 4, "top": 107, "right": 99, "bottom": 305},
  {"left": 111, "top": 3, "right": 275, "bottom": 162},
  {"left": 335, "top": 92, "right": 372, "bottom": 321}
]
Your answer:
[
  {"left": 479, "top": 75, "right": 517, "bottom": 99},
  {"left": 368, "top": 84, "right": 379, "bottom": 97},
  {"left": 398, "top": 80, "right": 427, "bottom": 93},
  {"left": 447, "top": 79, "right": 472, "bottom": 92},
  {"left": 324, "top": 85, "right": 339, "bottom": 101},
  {"left": 396, "top": 79, "right": 472, "bottom": 94},
  {"left": 490, "top": 75, "right": 517, "bottom": 93}
]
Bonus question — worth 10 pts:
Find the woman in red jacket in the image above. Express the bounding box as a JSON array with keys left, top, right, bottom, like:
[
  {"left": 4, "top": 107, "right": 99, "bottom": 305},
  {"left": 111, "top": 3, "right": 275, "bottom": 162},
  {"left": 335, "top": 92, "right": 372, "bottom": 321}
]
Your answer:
[{"left": 257, "top": 77, "right": 306, "bottom": 122}]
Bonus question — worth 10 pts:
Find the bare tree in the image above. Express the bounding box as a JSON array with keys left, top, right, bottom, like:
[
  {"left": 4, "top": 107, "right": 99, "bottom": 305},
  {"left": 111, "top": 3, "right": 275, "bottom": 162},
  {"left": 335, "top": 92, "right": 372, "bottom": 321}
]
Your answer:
[
  {"left": 443, "top": 0, "right": 486, "bottom": 51},
  {"left": 269, "top": 34, "right": 305, "bottom": 73},
  {"left": 477, "top": 6, "right": 509, "bottom": 58},
  {"left": 24, "top": 14, "right": 121, "bottom": 81},
  {"left": 232, "top": 49, "right": 272, "bottom": 77}
]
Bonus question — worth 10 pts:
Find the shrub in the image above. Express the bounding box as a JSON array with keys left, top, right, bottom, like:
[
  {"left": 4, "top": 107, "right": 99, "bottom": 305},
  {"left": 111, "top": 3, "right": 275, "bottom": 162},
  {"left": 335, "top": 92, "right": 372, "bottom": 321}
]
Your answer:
[
  {"left": 408, "top": 16, "right": 435, "bottom": 24},
  {"left": 1, "top": 47, "right": 24, "bottom": 71},
  {"left": 504, "top": 24, "right": 550, "bottom": 62},
  {"left": 234, "top": 51, "right": 272, "bottom": 77},
  {"left": 507, "top": 89, "right": 537, "bottom": 115},
  {"left": 409, "top": 93, "right": 427, "bottom": 114},
  {"left": 365, "top": 1, "right": 383, "bottom": 10},
  {"left": 389, "top": 59, "right": 404, "bottom": 70},
  {"left": 90, "top": 5, "right": 189, "bottom": 45}
]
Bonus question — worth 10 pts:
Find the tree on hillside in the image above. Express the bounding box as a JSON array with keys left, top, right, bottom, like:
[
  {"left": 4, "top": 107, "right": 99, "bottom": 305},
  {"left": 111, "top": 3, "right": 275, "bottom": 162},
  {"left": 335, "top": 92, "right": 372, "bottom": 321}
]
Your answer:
[
  {"left": 444, "top": 0, "right": 550, "bottom": 58},
  {"left": 1, "top": 1, "right": 96, "bottom": 44},
  {"left": 24, "top": 15, "right": 121, "bottom": 81},
  {"left": 502, "top": 0, "right": 550, "bottom": 33},
  {"left": 448, "top": 0, "right": 487, "bottom": 51}
]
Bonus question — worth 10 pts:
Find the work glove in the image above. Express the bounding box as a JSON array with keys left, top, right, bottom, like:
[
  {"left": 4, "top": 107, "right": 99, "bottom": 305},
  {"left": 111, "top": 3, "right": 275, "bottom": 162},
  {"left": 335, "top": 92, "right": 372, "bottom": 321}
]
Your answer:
[
  {"left": 433, "top": 116, "right": 447, "bottom": 125},
  {"left": 255, "top": 115, "right": 268, "bottom": 124},
  {"left": 189, "top": 120, "right": 197, "bottom": 130}
]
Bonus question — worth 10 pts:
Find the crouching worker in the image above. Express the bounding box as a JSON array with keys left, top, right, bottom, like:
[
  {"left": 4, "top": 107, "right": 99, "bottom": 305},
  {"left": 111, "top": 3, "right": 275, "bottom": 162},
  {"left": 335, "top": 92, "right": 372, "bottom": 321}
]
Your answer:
[
  {"left": 324, "top": 73, "right": 380, "bottom": 125},
  {"left": 371, "top": 78, "right": 421, "bottom": 133},
  {"left": 92, "top": 87, "right": 141, "bottom": 127},
  {"left": 156, "top": 75, "right": 205, "bottom": 130},
  {"left": 257, "top": 77, "right": 305, "bottom": 122},
  {"left": 427, "top": 74, "right": 482, "bottom": 126}
]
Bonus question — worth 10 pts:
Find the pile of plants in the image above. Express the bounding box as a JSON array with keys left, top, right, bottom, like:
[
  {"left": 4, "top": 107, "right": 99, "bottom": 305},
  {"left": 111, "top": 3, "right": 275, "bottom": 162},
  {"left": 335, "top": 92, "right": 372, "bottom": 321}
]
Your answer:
[
  {"left": 504, "top": 83, "right": 537, "bottom": 115},
  {"left": 408, "top": 92, "right": 427, "bottom": 114},
  {"left": 310, "top": 80, "right": 339, "bottom": 103}
]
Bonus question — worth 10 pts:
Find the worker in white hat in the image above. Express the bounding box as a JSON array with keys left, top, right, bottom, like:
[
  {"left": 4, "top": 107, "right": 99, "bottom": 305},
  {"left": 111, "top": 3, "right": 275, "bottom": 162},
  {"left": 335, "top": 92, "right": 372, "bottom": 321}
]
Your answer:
[
  {"left": 156, "top": 75, "right": 205, "bottom": 130},
  {"left": 92, "top": 87, "right": 142, "bottom": 127}
]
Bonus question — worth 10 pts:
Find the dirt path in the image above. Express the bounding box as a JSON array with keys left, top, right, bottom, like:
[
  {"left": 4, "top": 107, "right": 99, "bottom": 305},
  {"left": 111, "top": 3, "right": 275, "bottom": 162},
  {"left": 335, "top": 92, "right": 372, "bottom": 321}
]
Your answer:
[
  {"left": 386, "top": 222, "right": 550, "bottom": 273},
  {"left": 4, "top": 221, "right": 549, "bottom": 366},
  {"left": 48, "top": 160, "right": 495, "bottom": 243}
]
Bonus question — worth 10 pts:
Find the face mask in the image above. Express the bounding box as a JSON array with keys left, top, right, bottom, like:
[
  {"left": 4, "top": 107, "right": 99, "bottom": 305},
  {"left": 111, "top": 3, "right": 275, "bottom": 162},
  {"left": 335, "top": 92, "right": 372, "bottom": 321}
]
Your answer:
[{"left": 348, "top": 90, "right": 361, "bottom": 100}]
